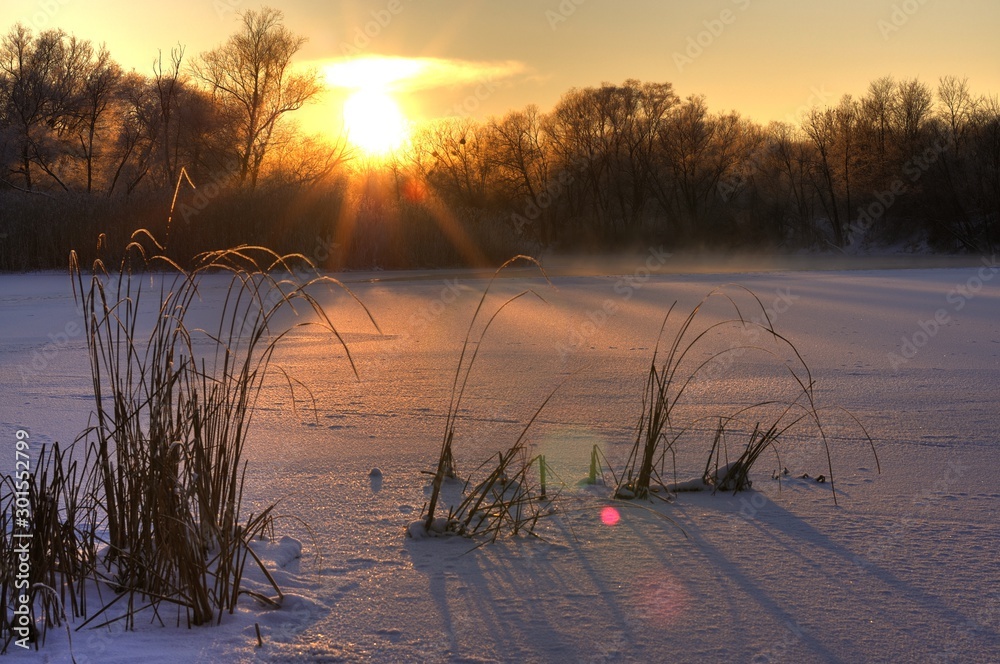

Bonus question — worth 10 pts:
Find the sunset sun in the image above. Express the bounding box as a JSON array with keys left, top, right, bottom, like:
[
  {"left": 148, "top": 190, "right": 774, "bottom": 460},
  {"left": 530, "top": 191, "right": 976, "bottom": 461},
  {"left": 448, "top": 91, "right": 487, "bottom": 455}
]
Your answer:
[
  {"left": 325, "top": 56, "right": 423, "bottom": 158},
  {"left": 342, "top": 88, "right": 407, "bottom": 157}
]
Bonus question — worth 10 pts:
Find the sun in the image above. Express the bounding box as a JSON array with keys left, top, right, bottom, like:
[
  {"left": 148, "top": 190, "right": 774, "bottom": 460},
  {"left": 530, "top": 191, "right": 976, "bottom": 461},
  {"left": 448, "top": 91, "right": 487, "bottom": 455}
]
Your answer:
[
  {"left": 326, "top": 57, "right": 421, "bottom": 158},
  {"left": 342, "top": 88, "right": 408, "bottom": 157}
]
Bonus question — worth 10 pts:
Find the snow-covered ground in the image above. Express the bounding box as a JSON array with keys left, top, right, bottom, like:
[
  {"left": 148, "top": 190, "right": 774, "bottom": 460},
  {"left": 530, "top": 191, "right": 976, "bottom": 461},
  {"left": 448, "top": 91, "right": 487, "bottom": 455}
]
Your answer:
[{"left": 2, "top": 255, "right": 999, "bottom": 662}]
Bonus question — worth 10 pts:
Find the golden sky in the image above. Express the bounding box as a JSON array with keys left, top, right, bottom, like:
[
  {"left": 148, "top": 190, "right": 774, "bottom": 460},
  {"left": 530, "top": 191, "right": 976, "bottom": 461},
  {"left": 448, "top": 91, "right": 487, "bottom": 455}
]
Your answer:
[{"left": 3, "top": 0, "right": 998, "bottom": 138}]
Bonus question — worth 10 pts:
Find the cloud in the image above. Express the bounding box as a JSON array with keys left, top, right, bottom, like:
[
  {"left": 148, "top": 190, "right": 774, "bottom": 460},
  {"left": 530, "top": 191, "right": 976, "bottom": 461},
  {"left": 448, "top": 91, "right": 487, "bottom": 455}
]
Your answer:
[{"left": 319, "top": 55, "right": 528, "bottom": 92}]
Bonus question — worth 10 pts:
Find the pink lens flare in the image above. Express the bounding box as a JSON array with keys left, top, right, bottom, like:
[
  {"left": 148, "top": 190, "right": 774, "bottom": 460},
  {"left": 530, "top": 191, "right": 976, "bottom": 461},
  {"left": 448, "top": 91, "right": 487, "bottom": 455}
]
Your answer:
[
  {"left": 630, "top": 572, "right": 691, "bottom": 626},
  {"left": 600, "top": 506, "right": 620, "bottom": 526}
]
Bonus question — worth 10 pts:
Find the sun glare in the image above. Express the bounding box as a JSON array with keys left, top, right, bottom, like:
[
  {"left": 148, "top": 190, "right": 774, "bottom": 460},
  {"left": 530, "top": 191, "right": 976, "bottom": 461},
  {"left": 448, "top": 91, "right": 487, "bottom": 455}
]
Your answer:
[
  {"left": 326, "top": 57, "right": 420, "bottom": 158},
  {"left": 342, "top": 88, "right": 407, "bottom": 157}
]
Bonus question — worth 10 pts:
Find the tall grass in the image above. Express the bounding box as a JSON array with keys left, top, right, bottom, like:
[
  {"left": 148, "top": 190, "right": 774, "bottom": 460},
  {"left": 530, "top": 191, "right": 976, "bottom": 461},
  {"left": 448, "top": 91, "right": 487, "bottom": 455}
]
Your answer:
[
  {"left": 1, "top": 442, "right": 98, "bottom": 654},
  {"left": 2, "top": 235, "right": 375, "bottom": 650},
  {"left": 444, "top": 405, "right": 560, "bottom": 543},
  {"left": 68, "top": 237, "right": 377, "bottom": 627},
  {"left": 419, "top": 256, "right": 555, "bottom": 539},
  {"left": 615, "top": 285, "right": 878, "bottom": 503}
]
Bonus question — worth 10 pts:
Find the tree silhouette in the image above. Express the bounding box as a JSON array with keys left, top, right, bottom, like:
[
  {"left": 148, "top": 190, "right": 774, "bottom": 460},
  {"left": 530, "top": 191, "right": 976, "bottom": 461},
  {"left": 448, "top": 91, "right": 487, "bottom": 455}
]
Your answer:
[
  {"left": 192, "top": 7, "right": 320, "bottom": 189},
  {"left": 2, "top": 10, "right": 998, "bottom": 265},
  {"left": 0, "top": 25, "right": 92, "bottom": 191}
]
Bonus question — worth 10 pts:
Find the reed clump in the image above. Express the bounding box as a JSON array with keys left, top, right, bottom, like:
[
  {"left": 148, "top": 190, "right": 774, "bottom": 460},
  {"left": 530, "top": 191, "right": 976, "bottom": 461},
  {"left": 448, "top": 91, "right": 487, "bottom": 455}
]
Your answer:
[
  {"left": 2, "top": 235, "right": 374, "bottom": 650},
  {"left": 615, "top": 285, "right": 878, "bottom": 504},
  {"left": 415, "top": 256, "right": 557, "bottom": 541}
]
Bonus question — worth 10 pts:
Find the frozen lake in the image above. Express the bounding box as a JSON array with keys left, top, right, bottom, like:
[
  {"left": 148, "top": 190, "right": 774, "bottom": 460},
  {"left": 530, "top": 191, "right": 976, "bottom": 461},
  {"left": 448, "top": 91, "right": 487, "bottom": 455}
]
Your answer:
[{"left": 2, "top": 257, "right": 999, "bottom": 662}]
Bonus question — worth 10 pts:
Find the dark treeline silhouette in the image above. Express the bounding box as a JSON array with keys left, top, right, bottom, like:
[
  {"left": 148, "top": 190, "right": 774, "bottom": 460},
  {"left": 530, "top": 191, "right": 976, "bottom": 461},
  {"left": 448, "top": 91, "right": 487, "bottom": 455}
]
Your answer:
[
  {"left": 411, "top": 77, "right": 998, "bottom": 256},
  {"left": 1, "top": 8, "right": 998, "bottom": 270}
]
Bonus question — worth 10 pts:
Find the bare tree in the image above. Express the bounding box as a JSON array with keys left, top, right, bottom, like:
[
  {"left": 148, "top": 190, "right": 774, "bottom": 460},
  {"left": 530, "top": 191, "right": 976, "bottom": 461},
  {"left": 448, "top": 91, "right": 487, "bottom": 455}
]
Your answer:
[
  {"left": 489, "top": 105, "right": 552, "bottom": 239},
  {"left": 894, "top": 77, "right": 933, "bottom": 149},
  {"left": 543, "top": 80, "right": 678, "bottom": 238},
  {"left": 860, "top": 76, "right": 898, "bottom": 185},
  {"left": 767, "top": 121, "right": 819, "bottom": 239},
  {"left": 802, "top": 107, "right": 844, "bottom": 245},
  {"left": 938, "top": 75, "right": 976, "bottom": 151},
  {"left": 612, "top": 80, "right": 678, "bottom": 230},
  {"left": 106, "top": 71, "right": 153, "bottom": 195},
  {"left": 836, "top": 95, "right": 859, "bottom": 236},
  {"left": 489, "top": 105, "right": 549, "bottom": 205},
  {"left": 191, "top": 7, "right": 321, "bottom": 189},
  {"left": 74, "top": 45, "right": 121, "bottom": 192},
  {"left": 544, "top": 85, "right": 610, "bottom": 224},
  {"left": 265, "top": 128, "right": 350, "bottom": 187},
  {"left": 655, "top": 95, "right": 747, "bottom": 239},
  {"left": 0, "top": 25, "right": 90, "bottom": 190},
  {"left": 934, "top": 78, "right": 997, "bottom": 250},
  {"left": 412, "top": 117, "right": 491, "bottom": 206},
  {"left": 151, "top": 45, "right": 186, "bottom": 186}
]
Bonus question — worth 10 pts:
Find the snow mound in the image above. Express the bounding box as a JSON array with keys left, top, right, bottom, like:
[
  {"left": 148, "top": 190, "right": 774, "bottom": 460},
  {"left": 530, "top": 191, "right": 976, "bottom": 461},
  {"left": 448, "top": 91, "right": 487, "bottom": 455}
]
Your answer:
[
  {"left": 667, "top": 462, "right": 746, "bottom": 492},
  {"left": 406, "top": 517, "right": 450, "bottom": 538},
  {"left": 667, "top": 477, "right": 712, "bottom": 492},
  {"left": 249, "top": 535, "right": 303, "bottom": 569}
]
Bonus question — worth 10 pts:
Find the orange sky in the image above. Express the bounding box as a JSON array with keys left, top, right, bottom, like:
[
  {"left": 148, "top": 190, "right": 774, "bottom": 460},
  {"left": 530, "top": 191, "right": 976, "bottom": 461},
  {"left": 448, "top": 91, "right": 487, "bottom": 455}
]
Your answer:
[{"left": 3, "top": 0, "right": 998, "bottom": 138}]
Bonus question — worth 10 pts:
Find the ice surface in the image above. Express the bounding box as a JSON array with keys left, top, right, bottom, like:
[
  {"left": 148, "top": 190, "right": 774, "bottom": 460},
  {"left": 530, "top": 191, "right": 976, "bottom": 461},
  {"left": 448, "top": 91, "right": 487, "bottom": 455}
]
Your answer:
[{"left": 2, "top": 258, "right": 998, "bottom": 662}]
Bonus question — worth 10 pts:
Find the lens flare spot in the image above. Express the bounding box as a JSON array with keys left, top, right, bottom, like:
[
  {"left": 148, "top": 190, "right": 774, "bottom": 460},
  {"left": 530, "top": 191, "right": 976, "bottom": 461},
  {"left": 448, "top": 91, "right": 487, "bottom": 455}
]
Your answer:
[
  {"left": 401, "top": 177, "right": 428, "bottom": 203},
  {"left": 630, "top": 573, "right": 691, "bottom": 626},
  {"left": 600, "top": 506, "right": 620, "bottom": 526}
]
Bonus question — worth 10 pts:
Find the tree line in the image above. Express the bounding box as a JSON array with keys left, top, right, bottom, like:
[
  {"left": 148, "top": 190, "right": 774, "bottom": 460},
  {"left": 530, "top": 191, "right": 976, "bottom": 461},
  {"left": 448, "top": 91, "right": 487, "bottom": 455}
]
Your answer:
[
  {"left": 1, "top": 8, "right": 997, "bottom": 270},
  {"left": 409, "top": 76, "right": 997, "bottom": 254}
]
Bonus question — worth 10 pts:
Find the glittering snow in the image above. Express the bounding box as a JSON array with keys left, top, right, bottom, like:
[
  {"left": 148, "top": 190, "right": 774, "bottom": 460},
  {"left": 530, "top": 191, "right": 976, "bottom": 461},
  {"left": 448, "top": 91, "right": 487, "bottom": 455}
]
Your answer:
[{"left": 2, "top": 257, "right": 999, "bottom": 662}]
